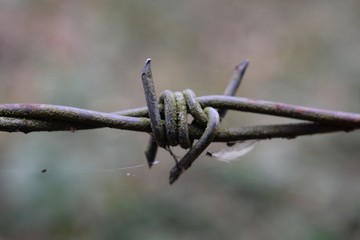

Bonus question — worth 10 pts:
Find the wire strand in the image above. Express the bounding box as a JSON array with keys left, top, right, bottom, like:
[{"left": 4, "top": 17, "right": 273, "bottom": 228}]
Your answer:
[{"left": 0, "top": 59, "right": 359, "bottom": 184}]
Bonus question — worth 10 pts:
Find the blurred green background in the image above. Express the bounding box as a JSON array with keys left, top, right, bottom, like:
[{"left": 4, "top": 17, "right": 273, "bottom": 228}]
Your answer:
[{"left": 0, "top": 0, "right": 359, "bottom": 239}]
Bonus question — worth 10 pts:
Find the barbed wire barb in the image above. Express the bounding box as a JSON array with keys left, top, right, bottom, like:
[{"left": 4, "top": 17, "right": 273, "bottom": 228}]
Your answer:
[{"left": 0, "top": 58, "right": 359, "bottom": 184}]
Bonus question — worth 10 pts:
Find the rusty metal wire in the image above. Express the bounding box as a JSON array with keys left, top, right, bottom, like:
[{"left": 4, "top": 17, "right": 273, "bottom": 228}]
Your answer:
[{"left": 0, "top": 58, "right": 359, "bottom": 184}]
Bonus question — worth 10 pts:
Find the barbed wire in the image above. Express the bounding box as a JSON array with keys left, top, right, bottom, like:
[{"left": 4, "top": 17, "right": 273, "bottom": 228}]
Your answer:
[{"left": 0, "top": 58, "right": 359, "bottom": 184}]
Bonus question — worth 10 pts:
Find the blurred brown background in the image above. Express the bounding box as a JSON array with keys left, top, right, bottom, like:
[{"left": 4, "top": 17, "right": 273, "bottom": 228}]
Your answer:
[{"left": 0, "top": 0, "right": 359, "bottom": 239}]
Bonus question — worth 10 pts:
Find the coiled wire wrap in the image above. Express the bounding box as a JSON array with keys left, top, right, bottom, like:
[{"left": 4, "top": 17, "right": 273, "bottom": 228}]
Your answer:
[{"left": 141, "top": 58, "right": 248, "bottom": 184}]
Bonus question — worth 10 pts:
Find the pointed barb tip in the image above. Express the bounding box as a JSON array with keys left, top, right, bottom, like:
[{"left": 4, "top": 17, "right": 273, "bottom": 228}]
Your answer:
[
  {"left": 235, "top": 59, "right": 249, "bottom": 71},
  {"left": 142, "top": 58, "right": 153, "bottom": 78}
]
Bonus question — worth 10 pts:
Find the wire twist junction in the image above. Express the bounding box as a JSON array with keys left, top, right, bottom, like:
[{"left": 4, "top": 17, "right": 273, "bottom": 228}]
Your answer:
[{"left": 141, "top": 58, "right": 248, "bottom": 183}]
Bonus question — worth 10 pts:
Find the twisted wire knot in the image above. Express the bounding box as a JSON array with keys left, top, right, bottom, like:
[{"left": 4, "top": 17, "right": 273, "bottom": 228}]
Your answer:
[
  {"left": 157, "top": 89, "right": 211, "bottom": 149},
  {"left": 141, "top": 58, "right": 249, "bottom": 184},
  {"left": 152, "top": 89, "right": 221, "bottom": 185}
]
